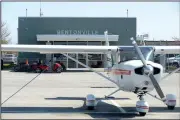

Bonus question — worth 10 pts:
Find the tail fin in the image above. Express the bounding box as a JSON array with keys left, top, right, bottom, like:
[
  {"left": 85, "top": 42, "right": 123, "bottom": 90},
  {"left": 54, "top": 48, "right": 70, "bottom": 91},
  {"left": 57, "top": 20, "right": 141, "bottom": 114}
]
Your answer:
[{"left": 104, "top": 30, "right": 113, "bottom": 72}]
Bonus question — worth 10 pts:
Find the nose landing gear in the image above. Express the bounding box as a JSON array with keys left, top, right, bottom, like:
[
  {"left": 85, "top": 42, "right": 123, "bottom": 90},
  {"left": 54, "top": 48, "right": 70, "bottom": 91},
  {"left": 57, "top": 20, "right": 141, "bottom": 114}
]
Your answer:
[{"left": 136, "top": 95, "right": 149, "bottom": 116}]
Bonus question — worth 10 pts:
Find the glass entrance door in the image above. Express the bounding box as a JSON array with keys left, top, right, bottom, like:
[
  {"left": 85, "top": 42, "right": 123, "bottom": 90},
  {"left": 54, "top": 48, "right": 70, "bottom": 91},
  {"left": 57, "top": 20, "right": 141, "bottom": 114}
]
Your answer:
[
  {"left": 67, "top": 53, "right": 77, "bottom": 68},
  {"left": 78, "top": 54, "right": 86, "bottom": 68}
]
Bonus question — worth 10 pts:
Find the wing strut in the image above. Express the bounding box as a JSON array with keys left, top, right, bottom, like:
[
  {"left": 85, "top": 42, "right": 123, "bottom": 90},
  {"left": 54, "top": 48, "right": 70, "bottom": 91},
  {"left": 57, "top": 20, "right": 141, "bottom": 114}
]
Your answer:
[
  {"left": 162, "top": 67, "right": 180, "bottom": 80},
  {"left": 62, "top": 53, "right": 117, "bottom": 85}
]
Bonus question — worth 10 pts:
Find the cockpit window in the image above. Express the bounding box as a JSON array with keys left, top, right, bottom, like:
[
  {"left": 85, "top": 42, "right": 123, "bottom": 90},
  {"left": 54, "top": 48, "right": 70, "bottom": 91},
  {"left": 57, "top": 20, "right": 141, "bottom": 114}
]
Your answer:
[{"left": 119, "top": 46, "right": 154, "bottom": 62}]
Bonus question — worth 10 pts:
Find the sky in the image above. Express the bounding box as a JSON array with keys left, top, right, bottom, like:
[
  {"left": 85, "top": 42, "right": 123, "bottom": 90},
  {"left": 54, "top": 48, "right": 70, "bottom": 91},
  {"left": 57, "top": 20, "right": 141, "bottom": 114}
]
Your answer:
[{"left": 2, "top": 2, "right": 180, "bottom": 44}]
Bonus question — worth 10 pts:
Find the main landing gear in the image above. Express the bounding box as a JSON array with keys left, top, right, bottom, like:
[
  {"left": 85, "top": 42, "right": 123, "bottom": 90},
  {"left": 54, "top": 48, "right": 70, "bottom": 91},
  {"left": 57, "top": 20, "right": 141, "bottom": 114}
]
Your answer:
[
  {"left": 85, "top": 88, "right": 121, "bottom": 110},
  {"left": 85, "top": 94, "right": 97, "bottom": 110},
  {"left": 85, "top": 93, "right": 176, "bottom": 116},
  {"left": 165, "top": 94, "right": 176, "bottom": 110},
  {"left": 136, "top": 93, "right": 177, "bottom": 116}
]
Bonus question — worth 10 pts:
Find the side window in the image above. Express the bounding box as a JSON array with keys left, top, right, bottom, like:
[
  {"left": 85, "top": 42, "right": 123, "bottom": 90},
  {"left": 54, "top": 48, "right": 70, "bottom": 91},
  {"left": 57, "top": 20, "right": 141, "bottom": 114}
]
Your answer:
[{"left": 176, "top": 54, "right": 180, "bottom": 59}]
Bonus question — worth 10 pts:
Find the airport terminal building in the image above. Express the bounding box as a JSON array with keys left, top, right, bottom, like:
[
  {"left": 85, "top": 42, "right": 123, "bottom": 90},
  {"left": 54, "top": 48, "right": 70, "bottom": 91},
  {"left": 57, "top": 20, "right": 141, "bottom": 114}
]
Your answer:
[{"left": 18, "top": 17, "right": 136, "bottom": 69}]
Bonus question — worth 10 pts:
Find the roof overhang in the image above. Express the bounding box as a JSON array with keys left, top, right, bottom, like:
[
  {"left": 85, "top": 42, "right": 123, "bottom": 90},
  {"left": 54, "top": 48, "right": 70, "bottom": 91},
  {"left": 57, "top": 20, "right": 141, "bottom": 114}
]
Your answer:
[{"left": 37, "top": 34, "right": 119, "bottom": 42}]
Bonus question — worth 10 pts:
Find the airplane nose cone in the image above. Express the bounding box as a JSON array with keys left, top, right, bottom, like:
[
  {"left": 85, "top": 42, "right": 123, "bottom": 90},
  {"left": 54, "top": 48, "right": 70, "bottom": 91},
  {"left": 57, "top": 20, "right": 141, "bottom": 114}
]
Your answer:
[{"left": 143, "top": 65, "right": 154, "bottom": 76}]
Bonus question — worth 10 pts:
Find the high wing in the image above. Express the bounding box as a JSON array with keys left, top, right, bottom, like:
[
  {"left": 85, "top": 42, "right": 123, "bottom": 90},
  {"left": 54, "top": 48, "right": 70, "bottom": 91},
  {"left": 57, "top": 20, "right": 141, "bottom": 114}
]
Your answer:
[
  {"left": 154, "top": 46, "right": 180, "bottom": 54},
  {"left": 1, "top": 44, "right": 180, "bottom": 54},
  {"left": 1, "top": 44, "right": 118, "bottom": 54}
]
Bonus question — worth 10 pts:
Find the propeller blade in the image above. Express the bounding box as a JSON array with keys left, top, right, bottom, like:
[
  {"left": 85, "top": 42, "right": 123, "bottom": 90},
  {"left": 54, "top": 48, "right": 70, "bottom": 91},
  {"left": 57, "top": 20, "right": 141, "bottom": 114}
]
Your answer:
[
  {"left": 130, "top": 37, "right": 147, "bottom": 66},
  {"left": 149, "top": 73, "right": 166, "bottom": 101},
  {"left": 130, "top": 37, "right": 166, "bottom": 102}
]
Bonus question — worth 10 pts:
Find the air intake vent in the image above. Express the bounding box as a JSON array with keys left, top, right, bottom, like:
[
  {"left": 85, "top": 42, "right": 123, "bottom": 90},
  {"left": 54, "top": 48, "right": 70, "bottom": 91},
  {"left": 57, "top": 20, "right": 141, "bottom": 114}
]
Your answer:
[{"left": 134, "top": 67, "right": 160, "bottom": 75}]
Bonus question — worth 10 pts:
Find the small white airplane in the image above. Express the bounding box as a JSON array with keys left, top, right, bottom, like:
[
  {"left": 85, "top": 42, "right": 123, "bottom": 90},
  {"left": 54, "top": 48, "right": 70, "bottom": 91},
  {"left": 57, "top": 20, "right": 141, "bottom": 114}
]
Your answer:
[{"left": 1, "top": 31, "right": 180, "bottom": 116}]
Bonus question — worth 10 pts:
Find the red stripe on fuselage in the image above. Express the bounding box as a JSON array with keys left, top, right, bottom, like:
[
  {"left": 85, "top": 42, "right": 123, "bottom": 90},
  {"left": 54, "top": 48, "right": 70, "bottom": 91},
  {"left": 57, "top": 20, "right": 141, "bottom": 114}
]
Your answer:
[{"left": 111, "top": 69, "right": 131, "bottom": 75}]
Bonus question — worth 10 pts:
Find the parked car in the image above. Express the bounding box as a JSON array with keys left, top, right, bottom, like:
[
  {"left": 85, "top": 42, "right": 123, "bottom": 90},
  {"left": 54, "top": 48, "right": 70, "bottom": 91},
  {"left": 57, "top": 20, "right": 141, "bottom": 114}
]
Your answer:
[
  {"left": 166, "top": 54, "right": 180, "bottom": 68},
  {"left": 3, "top": 54, "right": 17, "bottom": 65}
]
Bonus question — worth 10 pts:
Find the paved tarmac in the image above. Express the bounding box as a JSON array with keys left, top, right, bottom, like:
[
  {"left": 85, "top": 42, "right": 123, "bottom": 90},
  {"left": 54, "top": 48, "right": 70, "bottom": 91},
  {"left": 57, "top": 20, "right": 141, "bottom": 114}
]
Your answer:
[{"left": 1, "top": 70, "right": 180, "bottom": 119}]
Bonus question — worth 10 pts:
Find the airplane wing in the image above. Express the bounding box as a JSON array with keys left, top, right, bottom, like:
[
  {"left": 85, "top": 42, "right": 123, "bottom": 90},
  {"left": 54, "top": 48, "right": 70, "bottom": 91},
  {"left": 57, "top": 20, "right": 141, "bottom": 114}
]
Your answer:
[
  {"left": 1, "top": 44, "right": 118, "bottom": 54},
  {"left": 154, "top": 46, "right": 180, "bottom": 54},
  {"left": 1, "top": 44, "right": 180, "bottom": 54}
]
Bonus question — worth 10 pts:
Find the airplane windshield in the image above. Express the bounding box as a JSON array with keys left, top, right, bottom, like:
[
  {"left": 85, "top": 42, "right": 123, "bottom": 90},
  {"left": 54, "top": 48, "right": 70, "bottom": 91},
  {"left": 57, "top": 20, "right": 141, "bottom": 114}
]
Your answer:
[{"left": 119, "top": 46, "right": 154, "bottom": 62}]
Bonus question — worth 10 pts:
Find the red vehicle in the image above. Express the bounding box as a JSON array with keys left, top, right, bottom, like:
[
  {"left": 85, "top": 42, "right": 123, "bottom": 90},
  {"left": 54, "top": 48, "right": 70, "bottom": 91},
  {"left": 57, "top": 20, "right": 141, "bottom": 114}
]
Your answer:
[
  {"left": 35, "top": 64, "right": 49, "bottom": 73},
  {"left": 31, "top": 62, "right": 62, "bottom": 73}
]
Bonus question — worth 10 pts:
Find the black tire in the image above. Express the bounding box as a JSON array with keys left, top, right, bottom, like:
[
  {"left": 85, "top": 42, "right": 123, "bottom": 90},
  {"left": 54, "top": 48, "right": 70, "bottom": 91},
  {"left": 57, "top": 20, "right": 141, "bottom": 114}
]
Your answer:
[
  {"left": 172, "top": 62, "right": 179, "bottom": 68},
  {"left": 14, "top": 65, "right": 20, "bottom": 72},
  {"left": 139, "top": 112, "right": 146, "bottom": 116},
  {"left": 87, "top": 106, "right": 95, "bottom": 110},
  {"left": 168, "top": 106, "right": 175, "bottom": 110}
]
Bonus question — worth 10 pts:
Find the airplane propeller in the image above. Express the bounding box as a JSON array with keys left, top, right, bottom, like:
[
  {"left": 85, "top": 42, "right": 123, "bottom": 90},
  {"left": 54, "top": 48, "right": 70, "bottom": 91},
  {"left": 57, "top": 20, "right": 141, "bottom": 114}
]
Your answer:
[{"left": 130, "top": 37, "right": 166, "bottom": 102}]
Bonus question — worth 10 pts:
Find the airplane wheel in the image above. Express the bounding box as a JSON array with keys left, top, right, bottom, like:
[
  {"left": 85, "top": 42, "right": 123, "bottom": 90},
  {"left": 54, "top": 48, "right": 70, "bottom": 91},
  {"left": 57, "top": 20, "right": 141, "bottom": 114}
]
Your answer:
[
  {"left": 166, "top": 94, "right": 176, "bottom": 110},
  {"left": 87, "top": 106, "right": 95, "bottom": 110},
  {"left": 136, "top": 99, "right": 149, "bottom": 116},
  {"left": 86, "top": 94, "right": 96, "bottom": 110},
  {"left": 168, "top": 106, "right": 175, "bottom": 110},
  {"left": 139, "top": 112, "right": 146, "bottom": 116}
]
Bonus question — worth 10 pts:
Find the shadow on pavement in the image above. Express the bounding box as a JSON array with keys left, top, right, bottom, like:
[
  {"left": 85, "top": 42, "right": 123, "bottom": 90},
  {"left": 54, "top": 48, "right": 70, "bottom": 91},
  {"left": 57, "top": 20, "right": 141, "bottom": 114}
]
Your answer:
[{"left": 1, "top": 98, "right": 137, "bottom": 119}]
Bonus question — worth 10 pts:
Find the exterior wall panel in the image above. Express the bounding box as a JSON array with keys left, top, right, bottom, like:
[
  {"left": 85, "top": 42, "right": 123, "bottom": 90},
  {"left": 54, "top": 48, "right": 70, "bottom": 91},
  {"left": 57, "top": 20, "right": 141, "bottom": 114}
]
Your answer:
[{"left": 18, "top": 17, "right": 136, "bottom": 65}]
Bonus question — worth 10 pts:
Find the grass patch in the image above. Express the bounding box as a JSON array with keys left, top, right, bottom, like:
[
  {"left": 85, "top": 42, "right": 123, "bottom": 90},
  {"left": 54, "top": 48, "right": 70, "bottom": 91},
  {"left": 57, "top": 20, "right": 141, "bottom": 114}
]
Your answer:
[
  {"left": 3, "top": 64, "right": 11, "bottom": 67},
  {"left": 3, "top": 64, "right": 15, "bottom": 69}
]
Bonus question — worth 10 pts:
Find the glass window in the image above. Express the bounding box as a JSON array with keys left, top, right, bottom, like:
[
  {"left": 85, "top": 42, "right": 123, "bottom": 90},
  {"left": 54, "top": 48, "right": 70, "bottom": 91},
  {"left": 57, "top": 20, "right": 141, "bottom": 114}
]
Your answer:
[
  {"left": 175, "top": 54, "right": 180, "bottom": 58},
  {"left": 78, "top": 53, "right": 86, "bottom": 68},
  {"left": 88, "top": 41, "right": 101, "bottom": 46},
  {"left": 5, "top": 54, "right": 13, "bottom": 57},
  {"left": 78, "top": 54, "right": 86, "bottom": 60},
  {"left": 67, "top": 53, "right": 77, "bottom": 68},
  {"left": 89, "top": 60, "right": 103, "bottom": 68},
  {"left": 53, "top": 42, "right": 67, "bottom": 60},
  {"left": 54, "top": 41, "right": 67, "bottom": 45},
  {"left": 68, "top": 41, "right": 87, "bottom": 45},
  {"left": 119, "top": 47, "right": 154, "bottom": 62},
  {"left": 78, "top": 60, "right": 86, "bottom": 68},
  {"left": 68, "top": 53, "right": 76, "bottom": 58},
  {"left": 54, "top": 54, "right": 67, "bottom": 61},
  {"left": 88, "top": 54, "right": 102, "bottom": 60},
  {"left": 68, "top": 59, "right": 76, "bottom": 68}
]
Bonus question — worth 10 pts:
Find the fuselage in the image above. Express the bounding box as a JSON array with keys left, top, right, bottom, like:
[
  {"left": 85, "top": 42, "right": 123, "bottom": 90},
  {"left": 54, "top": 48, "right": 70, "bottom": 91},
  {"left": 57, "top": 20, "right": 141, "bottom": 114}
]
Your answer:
[{"left": 109, "top": 60, "right": 164, "bottom": 93}]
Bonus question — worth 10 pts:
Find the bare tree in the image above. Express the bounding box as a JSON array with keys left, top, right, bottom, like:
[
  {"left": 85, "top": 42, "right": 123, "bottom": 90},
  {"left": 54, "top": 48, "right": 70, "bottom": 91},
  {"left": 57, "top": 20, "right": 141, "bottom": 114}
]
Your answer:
[
  {"left": 172, "top": 36, "right": 180, "bottom": 41},
  {"left": 1, "top": 22, "right": 11, "bottom": 44}
]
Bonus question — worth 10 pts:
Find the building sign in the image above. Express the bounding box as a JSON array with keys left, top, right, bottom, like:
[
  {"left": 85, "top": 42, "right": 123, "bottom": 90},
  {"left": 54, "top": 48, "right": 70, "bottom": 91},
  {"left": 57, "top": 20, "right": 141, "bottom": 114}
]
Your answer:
[{"left": 57, "top": 29, "right": 98, "bottom": 35}]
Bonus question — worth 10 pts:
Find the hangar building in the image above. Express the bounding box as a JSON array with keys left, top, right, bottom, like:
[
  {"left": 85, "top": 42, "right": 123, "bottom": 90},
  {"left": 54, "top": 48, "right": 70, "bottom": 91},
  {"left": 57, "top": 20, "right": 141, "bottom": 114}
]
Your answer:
[{"left": 18, "top": 17, "right": 136, "bottom": 69}]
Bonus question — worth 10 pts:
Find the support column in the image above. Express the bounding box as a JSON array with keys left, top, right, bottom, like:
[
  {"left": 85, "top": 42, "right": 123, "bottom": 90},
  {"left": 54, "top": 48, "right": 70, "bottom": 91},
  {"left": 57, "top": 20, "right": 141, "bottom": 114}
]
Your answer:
[
  {"left": 104, "top": 54, "right": 108, "bottom": 68},
  {"left": 86, "top": 53, "right": 88, "bottom": 67},
  {"left": 76, "top": 53, "right": 78, "bottom": 68},
  {"left": 46, "top": 41, "right": 52, "bottom": 72},
  {"left": 160, "top": 54, "right": 166, "bottom": 72}
]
